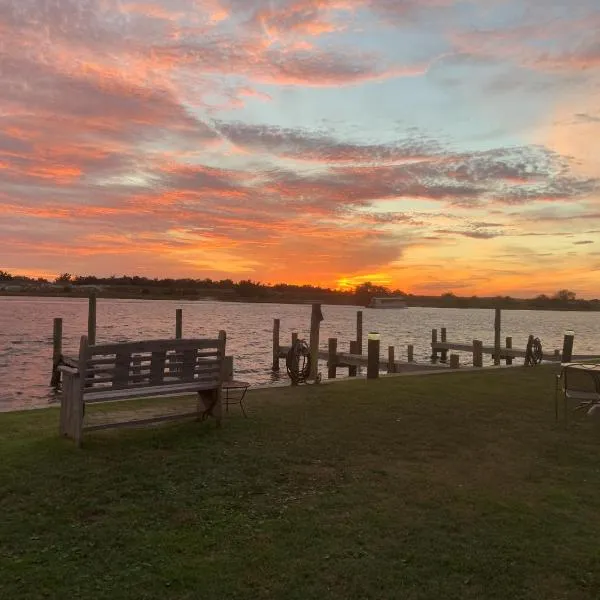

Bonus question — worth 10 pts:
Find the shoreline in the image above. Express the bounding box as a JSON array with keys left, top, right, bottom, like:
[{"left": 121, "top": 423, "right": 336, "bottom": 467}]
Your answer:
[{"left": 1, "top": 290, "right": 599, "bottom": 311}]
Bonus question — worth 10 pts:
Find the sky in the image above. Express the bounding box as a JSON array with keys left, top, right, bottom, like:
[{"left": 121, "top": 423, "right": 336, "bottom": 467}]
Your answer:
[{"left": 1, "top": 0, "right": 599, "bottom": 298}]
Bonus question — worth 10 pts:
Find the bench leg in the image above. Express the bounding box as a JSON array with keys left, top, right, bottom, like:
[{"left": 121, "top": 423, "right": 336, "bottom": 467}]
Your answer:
[
  {"left": 61, "top": 371, "right": 84, "bottom": 445},
  {"left": 197, "top": 389, "right": 223, "bottom": 427}
]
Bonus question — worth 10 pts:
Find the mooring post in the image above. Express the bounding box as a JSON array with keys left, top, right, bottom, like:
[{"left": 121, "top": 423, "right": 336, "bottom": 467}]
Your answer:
[
  {"left": 175, "top": 308, "right": 183, "bottom": 339},
  {"left": 328, "top": 338, "right": 338, "bottom": 379},
  {"left": 272, "top": 318, "right": 280, "bottom": 371},
  {"left": 473, "top": 340, "right": 483, "bottom": 367},
  {"left": 407, "top": 344, "right": 414, "bottom": 362},
  {"left": 440, "top": 327, "right": 448, "bottom": 363},
  {"left": 431, "top": 328, "right": 438, "bottom": 362},
  {"left": 450, "top": 354, "right": 460, "bottom": 369},
  {"left": 356, "top": 310, "right": 363, "bottom": 355},
  {"left": 349, "top": 341, "right": 358, "bottom": 377},
  {"left": 50, "top": 317, "right": 63, "bottom": 387},
  {"left": 367, "top": 332, "right": 380, "bottom": 379},
  {"left": 562, "top": 331, "right": 574, "bottom": 363},
  {"left": 387, "top": 346, "right": 395, "bottom": 374},
  {"left": 494, "top": 307, "right": 501, "bottom": 366},
  {"left": 554, "top": 348, "right": 560, "bottom": 361},
  {"left": 291, "top": 331, "right": 298, "bottom": 348},
  {"left": 309, "top": 304, "right": 322, "bottom": 381},
  {"left": 505, "top": 336, "right": 513, "bottom": 365},
  {"left": 87, "top": 293, "right": 97, "bottom": 346}
]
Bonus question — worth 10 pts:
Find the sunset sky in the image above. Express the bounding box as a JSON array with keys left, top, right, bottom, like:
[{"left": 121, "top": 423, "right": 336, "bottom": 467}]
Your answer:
[{"left": 1, "top": 0, "right": 599, "bottom": 297}]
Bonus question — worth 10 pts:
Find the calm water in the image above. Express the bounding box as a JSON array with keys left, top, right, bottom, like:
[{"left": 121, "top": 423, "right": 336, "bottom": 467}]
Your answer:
[{"left": 1, "top": 296, "right": 599, "bottom": 412}]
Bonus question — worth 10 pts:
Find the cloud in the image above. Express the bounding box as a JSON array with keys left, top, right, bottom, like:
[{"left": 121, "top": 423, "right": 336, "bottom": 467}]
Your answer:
[{"left": 573, "top": 240, "right": 594, "bottom": 245}]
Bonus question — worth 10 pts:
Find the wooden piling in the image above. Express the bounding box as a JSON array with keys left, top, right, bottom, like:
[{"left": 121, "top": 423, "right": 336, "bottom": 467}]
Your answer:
[
  {"left": 431, "top": 329, "right": 438, "bottom": 362},
  {"left": 272, "top": 318, "right": 280, "bottom": 371},
  {"left": 356, "top": 311, "right": 363, "bottom": 355},
  {"left": 387, "top": 346, "right": 395, "bottom": 374},
  {"left": 407, "top": 344, "right": 414, "bottom": 362},
  {"left": 328, "top": 338, "right": 338, "bottom": 379},
  {"left": 309, "top": 304, "right": 322, "bottom": 381},
  {"left": 494, "top": 308, "right": 501, "bottom": 366},
  {"left": 440, "top": 327, "right": 448, "bottom": 362},
  {"left": 562, "top": 331, "right": 574, "bottom": 363},
  {"left": 291, "top": 331, "right": 298, "bottom": 348},
  {"left": 450, "top": 354, "right": 459, "bottom": 369},
  {"left": 505, "top": 336, "right": 513, "bottom": 365},
  {"left": 473, "top": 340, "right": 483, "bottom": 367},
  {"left": 349, "top": 341, "right": 358, "bottom": 377},
  {"left": 175, "top": 308, "right": 183, "bottom": 339},
  {"left": 554, "top": 348, "right": 560, "bottom": 361},
  {"left": 50, "top": 317, "right": 63, "bottom": 387},
  {"left": 87, "top": 293, "right": 97, "bottom": 346},
  {"left": 367, "top": 335, "right": 380, "bottom": 379}
]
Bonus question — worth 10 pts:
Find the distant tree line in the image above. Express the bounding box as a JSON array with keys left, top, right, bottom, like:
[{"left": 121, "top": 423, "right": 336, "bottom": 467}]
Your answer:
[{"left": 1, "top": 270, "right": 598, "bottom": 310}]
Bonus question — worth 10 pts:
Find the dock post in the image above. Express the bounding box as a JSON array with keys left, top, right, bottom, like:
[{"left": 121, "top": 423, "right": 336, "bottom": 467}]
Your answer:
[
  {"left": 387, "top": 346, "right": 395, "bottom": 374},
  {"left": 309, "top": 304, "right": 322, "bottom": 381},
  {"left": 175, "top": 308, "right": 183, "bottom": 339},
  {"left": 50, "top": 317, "right": 63, "bottom": 387},
  {"left": 328, "top": 338, "right": 338, "bottom": 379},
  {"left": 473, "top": 340, "right": 483, "bottom": 367},
  {"left": 494, "top": 308, "right": 501, "bottom": 366},
  {"left": 349, "top": 341, "right": 358, "bottom": 377},
  {"left": 431, "top": 329, "right": 438, "bottom": 362},
  {"left": 356, "top": 311, "right": 363, "bottom": 355},
  {"left": 554, "top": 348, "right": 560, "bottom": 361},
  {"left": 562, "top": 331, "right": 574, "bottom": 363},
  {"left": 450, "top": 354, "right": 460, "bottom": 369},
  {"left": 407, "top": 344, "right": 414, "bottom": 362},
  {"left": 505, "top": 336, "right": 513, "bottom": 365},
  {"left": 291, "top": 331, "right": 298, "bottom": 348},
  {"left": 272, "top": 318, "right": 280, "bottom": 371},
  {"left": 367, "top": 333, "right": 380, "bottom": 379},
  {"left": 440, "top": 327, "right": 448, "bottom": 363},
  {"left": 87, "top": 293, "right": 97, "bottom": 346}
]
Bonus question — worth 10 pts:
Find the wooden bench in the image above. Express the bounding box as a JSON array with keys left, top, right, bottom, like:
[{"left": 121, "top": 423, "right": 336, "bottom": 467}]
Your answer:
[{"left": 59, "top": 331, "right": 227, "bottom": 446}]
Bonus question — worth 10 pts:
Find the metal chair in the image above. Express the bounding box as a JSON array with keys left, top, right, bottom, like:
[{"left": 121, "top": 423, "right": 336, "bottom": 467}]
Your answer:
[{"left": 555, "top": 363, "right": 600, "bottom": 424}]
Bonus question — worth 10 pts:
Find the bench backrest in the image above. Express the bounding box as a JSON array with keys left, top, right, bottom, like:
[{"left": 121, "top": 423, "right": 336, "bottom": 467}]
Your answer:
[{"left": 78, "top": 331, "right": 226, "bottom": 394}]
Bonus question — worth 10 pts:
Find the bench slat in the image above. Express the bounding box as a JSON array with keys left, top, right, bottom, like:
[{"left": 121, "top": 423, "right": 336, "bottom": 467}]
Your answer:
[
  {"left": 84, "top": 365, "right": 221, "bottom": 386},
  {"left": 84, "top": 380, "right": 219, "bottom": 402},
  {"left": 89, "top": 338, "right": 221, "bottom": 356}
]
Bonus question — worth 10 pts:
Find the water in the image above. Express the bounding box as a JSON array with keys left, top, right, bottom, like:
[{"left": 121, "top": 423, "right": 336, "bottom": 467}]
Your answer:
[{"left": 1, "top": 296, "right": 599, "bottom": 412}]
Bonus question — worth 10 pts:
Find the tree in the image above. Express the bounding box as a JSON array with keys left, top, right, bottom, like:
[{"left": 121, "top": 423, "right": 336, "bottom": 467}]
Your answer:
[
  {"left": 55, "top": 273, "right": 72, "bottom": 284},
  {"left": 0, "top": 270, "right": 13, "bottom": 281},
  {"left": 354, "top": 282, "right": 391, "bottom": 306},
  {"left": 553, "top": 289, "right": 576, "bottom": 302}
]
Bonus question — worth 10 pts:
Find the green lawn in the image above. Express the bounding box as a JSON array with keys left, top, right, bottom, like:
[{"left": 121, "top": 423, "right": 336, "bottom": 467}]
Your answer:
[{"left": 1, "top": 367, "right": 600, "bottom": 600}]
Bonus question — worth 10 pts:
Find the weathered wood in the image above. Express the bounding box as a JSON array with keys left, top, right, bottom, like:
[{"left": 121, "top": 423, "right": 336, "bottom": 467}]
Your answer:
[
  {"left": 50, "top": 317, "right": 63, "bottom": 387},
  {"left": 505, "top": 337, "right": 513, "bottom": 365},
  {"left": 357, "top": 311, "right": 363, "bottom": 355},
  {"left": 431, "top": 329, "right": 438, "bottom": 362},
  {"left": 175, "top": 309, "right": 183, "bottom": 339},
  {"left": 91, "top": 337, "right": 222, "bottom": 356},
  {"left": 272, "top": 318, "right": 280, "bottom": 371},
  {"left": 440, "top": 328, "right": 448, "bottom": 362},
  {"left": 407, "top": 344, "right": 414, "bottom": 362},
  {"left": 88, "top": 294, "right": 97, "bottom": 346},
  {"left": 562, "top": 332, "right": 574, "bottom": 363},
  {"left": 367, "top": 335, "right": 380, "bottom": 379},
  {"left": 387, "top": 346, "right": 395, "bottom": 374},
  {"left": 309, "top": 304, "right": 322, "bottom": 381},
  {"left": 494, "top": 308, "right": 501, "bottom": 366},
  {"left": 328, "top": 338, "right": 338, "bottom": 379},
  {"left": 84, "top": 411, "right": 201, "bottom": 432},
  {"left": 349, "top": 341, "right": 358, "bottom": 377},
  {"left": 291, "top": 331, "right": 298, "bottom": 348},
  {"left": 473, "top": 339, "right": 483, "bottom": 367},
  {"left": 449, "top": 354, "right": 460, "bottom": 369}
]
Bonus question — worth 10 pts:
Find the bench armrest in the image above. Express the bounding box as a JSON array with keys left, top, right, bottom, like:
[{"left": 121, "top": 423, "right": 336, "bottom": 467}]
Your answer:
[{"left": 58, "top": 365, "right": 80, "bottom": 376}]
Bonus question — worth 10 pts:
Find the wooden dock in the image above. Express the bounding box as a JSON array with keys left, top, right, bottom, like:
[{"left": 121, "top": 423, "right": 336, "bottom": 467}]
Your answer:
[{"left": 278, "top": 345, "right": 447, "bottom": 374}]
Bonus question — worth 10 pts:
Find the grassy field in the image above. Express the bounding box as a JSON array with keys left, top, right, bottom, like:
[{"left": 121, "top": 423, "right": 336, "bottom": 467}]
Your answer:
[{"left": 1, "top": 367, "right": 600, "bottom": 600}]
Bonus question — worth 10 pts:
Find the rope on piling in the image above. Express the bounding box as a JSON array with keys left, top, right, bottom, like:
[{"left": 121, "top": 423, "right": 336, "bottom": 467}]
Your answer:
[
  {"left": 524, "top": 336, "right": 543, "bottom": 366},
  {"left": 286, "top": 339, "right": 312, "bottom": 385}
]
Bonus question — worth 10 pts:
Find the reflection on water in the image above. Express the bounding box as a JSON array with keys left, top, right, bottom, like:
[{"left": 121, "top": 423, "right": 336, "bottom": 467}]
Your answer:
[{"left": 1, "top": 296, "right": 599, "bottom": 411}]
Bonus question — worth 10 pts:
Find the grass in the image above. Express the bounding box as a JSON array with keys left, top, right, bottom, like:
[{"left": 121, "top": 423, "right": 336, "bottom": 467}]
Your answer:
[{"left": 1, "top": 367, "right": 600, "bottom": 600}]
